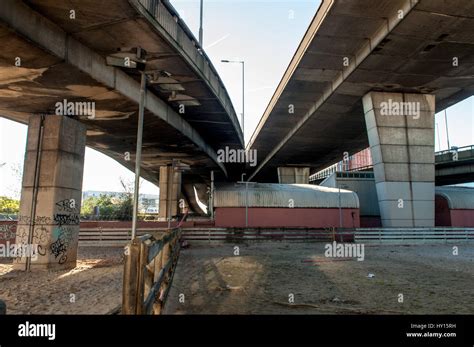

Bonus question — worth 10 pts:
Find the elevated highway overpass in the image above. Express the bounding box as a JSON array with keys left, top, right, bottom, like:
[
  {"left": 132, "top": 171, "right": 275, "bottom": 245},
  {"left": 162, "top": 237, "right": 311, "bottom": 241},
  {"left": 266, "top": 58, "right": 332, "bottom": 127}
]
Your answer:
[
  {"left": 309, "top": 145, "right": 474, "bottom": 186},
  {"left": 0, "top": 0, "right": 243, "bottom": 269},
  {"left": 435, "top": 145, "right": 474, "bottom": 185},
  {"left": 248, "top": 0, "right": 474, "bottom": 182},
  {"left": 0, "top": 0, "right": 243, "bottom": 185},
  {"left": 247, "top": 0, "right": 474, "bottom": 228}
]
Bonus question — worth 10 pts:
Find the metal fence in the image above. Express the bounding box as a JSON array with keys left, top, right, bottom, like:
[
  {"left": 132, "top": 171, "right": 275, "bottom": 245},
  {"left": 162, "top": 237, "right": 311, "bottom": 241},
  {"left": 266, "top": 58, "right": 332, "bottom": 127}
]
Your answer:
[
  {"left": 79, "top": 227, "right": 170, "bottom": 246},
  {"left": 435, "top": 144, "right": 474, "bottom": 156},
  {"left": 309, "top": 144, "right": 474, "bottom": 182},
  {"left": 78, "top": 227, "right": 474, "bottom": 245},
  {"left": 181, "top": 227, "right": 341, "bottom": 242},
  {"left": 352, "top": 227, "right": 474, "bottom": 243}
]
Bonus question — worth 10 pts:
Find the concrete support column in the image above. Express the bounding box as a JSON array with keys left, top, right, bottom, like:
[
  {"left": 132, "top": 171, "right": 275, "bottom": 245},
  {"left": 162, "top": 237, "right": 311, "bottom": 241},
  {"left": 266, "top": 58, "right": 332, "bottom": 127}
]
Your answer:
[
  {"left": 277, "top": 167, "right": 309, "bottom": 184},
  {"left": 158, "top": 165, "right": 182, "bottom": 220},
  {"left": 15, "top": 115, "right": 86, "bottom": 270},
  {"left": 362, "top": 92, "right": 435, "bottom": 227}
]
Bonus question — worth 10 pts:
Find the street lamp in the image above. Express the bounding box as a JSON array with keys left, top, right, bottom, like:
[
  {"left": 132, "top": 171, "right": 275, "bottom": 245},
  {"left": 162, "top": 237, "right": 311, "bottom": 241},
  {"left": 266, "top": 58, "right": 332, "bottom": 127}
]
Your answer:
[
  {"left": 221, "top": 59, "right": 245, "bottom": 142},
  {"left": 106, "top": 48, "right": 147, "bottom": 240},
  {"left": 237, "top": 173, "right": 256, "bottom": 228},
  {"left": 199, "top": 0, "right": 204, "bottom": 46}
]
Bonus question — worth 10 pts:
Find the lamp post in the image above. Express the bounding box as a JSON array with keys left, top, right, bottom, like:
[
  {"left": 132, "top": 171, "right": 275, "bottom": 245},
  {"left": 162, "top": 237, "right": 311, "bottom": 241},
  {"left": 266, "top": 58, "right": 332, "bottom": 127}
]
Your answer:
[
  {"left": 221, "top": 59, "right": 245, "bottom": 142},
  {"left": 131, "top": 71, "right": 147, "bottom": 240},
  {"left": 199, "top": 0, "right": 204, "bottom": 46},
  {"left": 444, "top": 109, "right": 451, "bottom": 150},
  {"left": 106, "top": 48, "right": 147, "bottom": 240},
  {"left": 237, "top": 173, "right": 255, "bottom": 228}
]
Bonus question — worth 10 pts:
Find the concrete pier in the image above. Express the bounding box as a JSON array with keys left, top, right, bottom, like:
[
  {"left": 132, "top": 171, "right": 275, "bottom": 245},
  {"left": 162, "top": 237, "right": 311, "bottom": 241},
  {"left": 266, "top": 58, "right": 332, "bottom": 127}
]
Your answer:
[
  {"left": 362, "top": 92, "right": 435, "bottom": 227},
  {"left": 158, "top": 165, "right": 182, "bottom": 220},
  {"left": 15, "top": 115, "right": 86, "bottom": 270}
]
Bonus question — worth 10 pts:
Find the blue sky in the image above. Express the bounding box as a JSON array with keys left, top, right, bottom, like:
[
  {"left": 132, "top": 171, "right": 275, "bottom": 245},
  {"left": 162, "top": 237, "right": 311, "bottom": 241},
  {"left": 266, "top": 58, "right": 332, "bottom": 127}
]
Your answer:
[{"left": 0, "top": 0, "right": 473, "bottom": 198}]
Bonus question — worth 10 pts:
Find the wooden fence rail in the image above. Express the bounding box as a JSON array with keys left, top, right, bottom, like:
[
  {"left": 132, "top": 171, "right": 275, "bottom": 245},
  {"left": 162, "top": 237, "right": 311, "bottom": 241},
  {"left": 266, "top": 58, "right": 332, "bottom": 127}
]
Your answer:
[{"left": 122, "top": 228, "right": 181, "bottom": 314}]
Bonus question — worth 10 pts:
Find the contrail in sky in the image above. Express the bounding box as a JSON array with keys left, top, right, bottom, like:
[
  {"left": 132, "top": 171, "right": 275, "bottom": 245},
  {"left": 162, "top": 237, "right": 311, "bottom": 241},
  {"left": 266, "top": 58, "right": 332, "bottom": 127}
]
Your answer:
[{"left": 205, "top": 34, "right": 230, "bottom": 50}]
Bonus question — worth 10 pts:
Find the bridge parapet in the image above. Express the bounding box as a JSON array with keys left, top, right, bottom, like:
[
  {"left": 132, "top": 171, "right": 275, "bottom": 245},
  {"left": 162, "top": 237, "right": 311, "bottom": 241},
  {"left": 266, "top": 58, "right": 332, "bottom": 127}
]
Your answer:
[{"left": 135, "top": 0, "right": 243, "bottom": 146}]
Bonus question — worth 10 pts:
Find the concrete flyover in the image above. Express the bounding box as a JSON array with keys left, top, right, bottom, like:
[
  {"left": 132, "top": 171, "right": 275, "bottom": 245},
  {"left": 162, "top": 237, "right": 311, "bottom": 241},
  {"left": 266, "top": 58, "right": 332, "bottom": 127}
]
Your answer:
[
  {"left": 0, "top": 0, "right": 244, "bottom": 186},
  {"left": 435, "top": 145, "right": 474, "bottom": 185},
  {"left": 309, "top": 145, "right": 474, "bottom": 186},
  {"left": 247, "top": 0, "right": 474, "bottom": 182},
  {"left": 0, "top": 0, "right": 244, "bottom": 269}
]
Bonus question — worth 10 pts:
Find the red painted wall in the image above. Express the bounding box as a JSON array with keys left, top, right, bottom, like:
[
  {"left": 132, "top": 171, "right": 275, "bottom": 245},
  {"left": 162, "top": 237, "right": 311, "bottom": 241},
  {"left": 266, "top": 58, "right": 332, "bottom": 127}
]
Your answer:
[
  {"left": 435, "top": 195, "right": 474, "bottom": 227},
  {"left": 214, "top": 207, "right": 360, "bottom": 228},
  {"left": 435, "top": 195, "right": 451, "bottom": 226},
  {"left": 450, "top": 210, "right": 474, "bottom": 227},
  {"left": 360, "top": 216, "right": 382, "bottom": 227},
  {"left": 79, "top": 220, "right": 197, "bottom": 229}
]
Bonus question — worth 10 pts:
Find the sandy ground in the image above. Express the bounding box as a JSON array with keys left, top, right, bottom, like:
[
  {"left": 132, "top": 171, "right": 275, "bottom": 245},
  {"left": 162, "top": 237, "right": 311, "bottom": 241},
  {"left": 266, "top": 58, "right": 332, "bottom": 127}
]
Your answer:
[
  {"left": 164, "top": 242, "right": 474, "bottom": 314},
  {"left": 0, "top": 247, "right": 124, "bottom": 314},
  {"left": 1, "top": 242, "right": 472, "bottom": 315}
]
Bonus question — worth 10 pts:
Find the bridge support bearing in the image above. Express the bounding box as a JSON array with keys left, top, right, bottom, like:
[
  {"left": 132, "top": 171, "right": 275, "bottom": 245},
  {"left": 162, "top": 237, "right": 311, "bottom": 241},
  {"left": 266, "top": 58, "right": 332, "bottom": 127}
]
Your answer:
[
  {"left": 14, "top": 115, "right": 86, "bottom": 270},
  {"left": 362, "top": 92, "right": 435, "bottom": 227},
  {"left": 277, "top": 167, "right": 310, "bottom": 184},
  {"left": 158, "top": 165, "right": 182, "bottom": 220}
]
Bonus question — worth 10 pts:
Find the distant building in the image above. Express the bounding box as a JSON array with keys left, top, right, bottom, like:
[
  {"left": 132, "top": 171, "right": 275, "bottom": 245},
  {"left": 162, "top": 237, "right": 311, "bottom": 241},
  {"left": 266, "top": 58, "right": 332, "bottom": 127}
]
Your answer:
[{"left": 82, "top": 190, "right": 122, "bottom": 200}]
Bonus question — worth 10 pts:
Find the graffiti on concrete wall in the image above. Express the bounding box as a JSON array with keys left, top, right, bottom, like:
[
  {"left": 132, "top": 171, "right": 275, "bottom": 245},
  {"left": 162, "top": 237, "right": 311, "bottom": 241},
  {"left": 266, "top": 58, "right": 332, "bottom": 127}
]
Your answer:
[
  {"left": 14, "top": 198, "right": 80, "bottom": 264},
  {"left": 50, "top": 226, "right": 75, "bottom": 264},
  {"left": 0, "top": 224, "right": 16, "bottom": 240},
  {"left": 17, "top": 215, "right": 54, "bottom": 225},
  {"left": 33, "top": 226, "right": 50, "bottom": 256},
  {"left": 15, "top": 226, "right": 28, "bottom": 244},
  {"left": 53, "top": 213, "right": 80, "bottom": 227}
]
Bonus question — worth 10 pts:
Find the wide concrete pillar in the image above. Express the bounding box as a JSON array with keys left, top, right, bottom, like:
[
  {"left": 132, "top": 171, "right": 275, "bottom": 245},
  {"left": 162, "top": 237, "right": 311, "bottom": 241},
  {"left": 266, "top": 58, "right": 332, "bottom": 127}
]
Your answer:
[
  {"left": 277, "top": 167, "right": 309, "bottom": 184},
  {"left": 158, "top": 165, "right": 182, "bottom": 220},
  {"left": 362, "top": 92, "right": 435, "bottom": 227},
  {"left": 15, "top": 115, "right": 86, "bottom": 270}
]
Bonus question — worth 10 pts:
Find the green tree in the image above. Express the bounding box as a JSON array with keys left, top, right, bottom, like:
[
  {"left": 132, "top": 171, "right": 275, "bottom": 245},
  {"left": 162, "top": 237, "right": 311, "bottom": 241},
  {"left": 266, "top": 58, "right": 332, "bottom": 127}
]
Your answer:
[
  {"left": 81, "top": 194, "right": 117, "bottom": 216},
  {"left": 0, "top": 196, "right": 20, "bottom": 214},
  {"left": 116, "top": 177, "right": 134, "bottom": 220}
]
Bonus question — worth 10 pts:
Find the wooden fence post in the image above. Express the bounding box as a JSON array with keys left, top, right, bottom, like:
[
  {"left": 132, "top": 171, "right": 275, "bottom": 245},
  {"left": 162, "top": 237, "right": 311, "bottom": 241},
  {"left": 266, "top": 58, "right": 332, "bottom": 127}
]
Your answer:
[
  {"left": 152, "top": 248, "right": 163, "bottom": 314},
  {"left": 136, "top": 239, "right": 151, "bottom": 314},
  {"left": 122, "top": 239, "right": 140, "bottom": 314},
  {"left": 160, "top": 239, "right": 171, "bottom": 303},
  {"left": 122, "top": 229, "right": 182, "bottom": 315}
]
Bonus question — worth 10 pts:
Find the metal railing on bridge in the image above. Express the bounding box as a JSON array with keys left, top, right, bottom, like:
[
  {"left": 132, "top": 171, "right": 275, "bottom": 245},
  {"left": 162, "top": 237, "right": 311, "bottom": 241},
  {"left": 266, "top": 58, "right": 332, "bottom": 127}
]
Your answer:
[
  {"left": 136, "top": 0, "right": 239, "bottom": 136},
  {"left": 434, "top": 145, "right": 474, "bottom": 164},
  {"left": 309, "top": 145, "right": 474, "bottom": 182},
  {"left": 122, "top": 228, "right": 182, "bottom": 314}
]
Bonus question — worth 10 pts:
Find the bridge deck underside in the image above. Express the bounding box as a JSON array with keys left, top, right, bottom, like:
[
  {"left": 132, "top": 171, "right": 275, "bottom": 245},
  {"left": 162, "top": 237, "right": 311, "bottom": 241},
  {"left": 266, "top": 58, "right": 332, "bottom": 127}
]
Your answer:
[
  {"left": 0, "top": 23, "right": 214, "bottom": 185},
  {"left": 25, "top": 0, "right": 242, "bottom": 150},
  {"left": 250, "top": 0, "right": 474, "bottom": 182},
  {"left": 0, "top": 0, "right": 245, "bottom": 186}
]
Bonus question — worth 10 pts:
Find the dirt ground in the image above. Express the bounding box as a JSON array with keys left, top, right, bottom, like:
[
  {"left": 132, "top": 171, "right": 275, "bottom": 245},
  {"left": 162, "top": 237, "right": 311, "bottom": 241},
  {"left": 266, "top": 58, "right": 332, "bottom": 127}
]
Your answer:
[
  {"left": 164, "top": 242, "right": 474, "bottom": 314},
  {"left": 0, "top": 242, "right": 472, "bottom": 315},
  {"left": 0, "top": 247, "right": 124, "bottom": 314}
]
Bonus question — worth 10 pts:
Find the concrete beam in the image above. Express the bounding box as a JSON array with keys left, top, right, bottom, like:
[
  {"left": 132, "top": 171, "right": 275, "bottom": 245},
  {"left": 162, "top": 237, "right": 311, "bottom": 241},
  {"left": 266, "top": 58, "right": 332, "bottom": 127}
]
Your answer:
[
  {"left": 158, "top": 165, "right": 182, "bottom": 220},
  {"left": 277, "top": 167, "right": 310, "bottom": 184}
]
